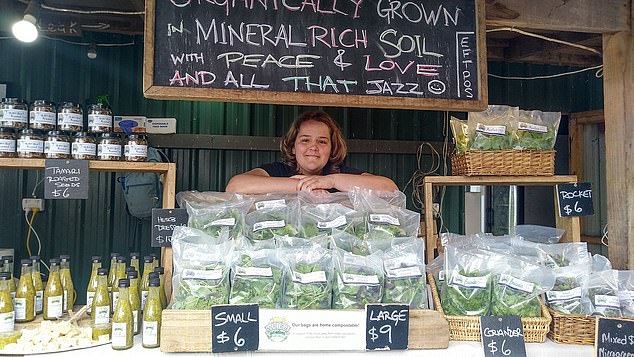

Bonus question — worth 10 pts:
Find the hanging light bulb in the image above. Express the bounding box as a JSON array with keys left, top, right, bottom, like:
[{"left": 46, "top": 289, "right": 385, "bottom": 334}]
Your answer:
[
  {"left": 87, "top": 43, "right": 97, "bottom": 59},
  {"left": 12, "top": 1, "right": 40, "bottom": 43}
]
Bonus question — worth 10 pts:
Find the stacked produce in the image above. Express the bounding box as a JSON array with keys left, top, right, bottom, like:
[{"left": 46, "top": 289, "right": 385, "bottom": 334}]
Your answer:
[
  {"left": 171, "top": 189, "right": 425, "bottom": 310},
  {"left": 435, "top": 232, "right": 634, "bottom": 318}
]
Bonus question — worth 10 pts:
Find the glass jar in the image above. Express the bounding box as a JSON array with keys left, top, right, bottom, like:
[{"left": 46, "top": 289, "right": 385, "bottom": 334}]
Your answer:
[
  {"left": 44, "top": 131, "right": 71, "bottom": 159},
  {"left": 71, "top": 132, "right": 97, "bottom": 160},
  {"left": 0, "top": 128, "right": 16, "bottom": 158},
  {"left": 0, "top": 98, "right": 28, "bottom": 129},
  {"left": 97, "top": 133, "right": 121, "bottom": 161},
  {"left": 87, "top": 104, "right": 113, "bottom": 133},
  {"left": 124, "top": 134, "right": 148, "bottom": 162},
  {"left": 29, "top": 100, "right": 56, "bottom": 131},
  {"left": 57, "top": 102, "right": 83, "bottom": 132},
  {"left": 17, "top": 129, "right": 44, "bottom": 159}
]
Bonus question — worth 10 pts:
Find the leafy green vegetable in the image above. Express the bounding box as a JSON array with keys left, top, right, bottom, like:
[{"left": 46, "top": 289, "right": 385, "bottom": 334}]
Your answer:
[
  {"left": 512, "top": 129, "right": 556, "bottom": 150},
  {"left": 333, "top": 266, "right": 383, "bottom": 309},
  {"left": 229, "top": 254, "right": 282, "bottom": 308},
  {"left": 189, "top": 208, "right": 243, "bottom": 239},
  {"left": 441, "top": 271, "right": 492, "bottom": 316},
  {"left": 490, "top": 275, "right": 541, "bottom": 317},
  {"left": 171, "top": 264, "right": 229, "bottom": 310},
  {"left": 383, "top": 273, "right": 427, "bottom": 309},
  {"left": 546, "top": 277, "right": 584, "bottom": 314},
  {"left": 469, "top": 131, "right": 512, "bottom": 150},
  {"left": 248, "top": 209, "right": 299, "bottom": 241},
  {"left": 588, "top": 287, "right": 622, "bottom": 317},
  {"left": 283, "top": 263, "right": 331, "bottom": 309}
]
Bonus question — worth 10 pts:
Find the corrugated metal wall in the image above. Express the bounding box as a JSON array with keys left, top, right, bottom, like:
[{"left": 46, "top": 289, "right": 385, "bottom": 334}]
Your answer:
[{"left": 0, "top": 35, "right": 604, "bottom": 302}]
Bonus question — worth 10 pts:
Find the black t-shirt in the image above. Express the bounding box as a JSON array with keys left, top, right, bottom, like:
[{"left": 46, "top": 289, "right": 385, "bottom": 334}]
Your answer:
[{"left": 258, "top": 162, "right": 364, "bottom": 177}]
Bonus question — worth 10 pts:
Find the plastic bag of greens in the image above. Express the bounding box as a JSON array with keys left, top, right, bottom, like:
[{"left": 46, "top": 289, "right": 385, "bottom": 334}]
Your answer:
[
  {"left": 441, "top": 247, "right": 499, "bottom": 316},
  {"left": 512, "top": 110, "right": 561, "bottom": 150},
  {"left": 275, "top": 234, "right": 330, "bottom": 249},
  {"left": 245, "top": 201, "right": 300, "bottom": 241},
  {"left": 513, "top": 224, "right": 564, "bottom": 244},
  {"left": 381, "top": 238, "right": 427, "bottom": 309},
  {"left": 490, "top": 258, "right": 554, "bottom": 317},
  {"left": 176, "top": 191, "right": 243, "bottom": 208},
  {"left": 536, "top": 242, "right": 591, "bottom": 268},
  {"left": 450, "top": 117, "right": 470, "bottom": 153},
  {"left": 298, "top": 190, "right": 354, "bottom": 208},
  {"left": 171, "top": 227, "right": 233, "bottom": 309},
  {"left": 229, "top": 249, "right": 283, "bottom": 308},
  {"left": 333, "top": 249, "right": 384, "bottom": 309},
  {"left": 281, "top": 246, "right": 333, "bottom": 309},
  {"left": 250, "top": 193, "right": 297, "bottom": 211},
  {"left": 349, "top": 188, "right": 407, "bottom": 210},
  {"left": 617, "top": 271, "right": 634, "bottom": 317},
  {"left": 592, "top": 254, "right": 612, "bottom": 272},
  {"left": 586, "top": 270, "right": 622, "bottom": 317},
  {"left": 330, "top": 229, "right": 371, "bottom": 256},
  {"left": 545, "top": 264, "right": 592, "bottom": 315},
  {"left": 186, "top": 199, "right": 252, "bottom": 240},
  {"left": 427, "top": 254, "right": 444, "bottom": 297},
  {"left": 298, "top": 202, "right": 356, "bottom": 238},
  {"left": 467, "top": 105, "right": 517, "bottom": 150}
]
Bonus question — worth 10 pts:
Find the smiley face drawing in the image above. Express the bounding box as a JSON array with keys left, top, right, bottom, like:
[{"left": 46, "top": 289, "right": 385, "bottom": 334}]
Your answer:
[{"left": 428, "top": 80, "right": 446, "bottom": 95}]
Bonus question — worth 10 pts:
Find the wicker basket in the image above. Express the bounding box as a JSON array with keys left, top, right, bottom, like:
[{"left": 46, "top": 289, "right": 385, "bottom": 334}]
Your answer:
[
  {"left": 548, "top": 308, "right": 634, "bottom": 345},
  {"left": 452, "top": 150, "right": 555, "bottom": 176},
  {"left": 428, "top": 274, "right": 551, "bottom": 343}
]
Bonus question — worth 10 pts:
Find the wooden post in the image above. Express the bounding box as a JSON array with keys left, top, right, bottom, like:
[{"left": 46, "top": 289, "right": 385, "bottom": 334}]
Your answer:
[
  {"left": 603, "top": 32, "right": 634, "bottom": 269},
  {"left": 161, "top": 163, "right": 177, "bottom": 302}
]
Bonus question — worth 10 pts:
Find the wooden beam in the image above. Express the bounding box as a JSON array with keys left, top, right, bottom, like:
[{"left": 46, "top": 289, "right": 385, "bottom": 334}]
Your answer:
[
  {"left": 603, "top": 32, "right": 634, "bottom": 269},
  {"left": 504, "top": 34, "right": 602, "bottom": 66},
  {"left": 485, "top": 0, "right": 631, "bottom": 33},
  {"left": 571, "top": 110, "right": 604, "bottom": 125}
]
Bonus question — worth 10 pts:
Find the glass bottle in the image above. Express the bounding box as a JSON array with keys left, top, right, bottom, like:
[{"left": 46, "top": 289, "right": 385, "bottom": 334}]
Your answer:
[
  {"left": 91, "top": 268, "right": 111, "bottom": 341},
  {"left": 111, "top": 256, "right": 127, "bottom": 313},
  {"left": 150, "top": 253, "right": 159, "bottom": 270},
  {"left": 86, "top": 256, "right": 101, "bottom": 315},
  {"left": 14, "top": 260, "right": 35, "bottom": 323},
  {"left": 140, "top": 256, "right": 153, "bottom": 311},
  {"left": 129, "top": 253, "right": 140, "bottom": 281},
  {"left": 127, "top": 270, "right": 141, "bottom": 335},
  {"left": 59, "top": 255, "right": 74, "bottom": 313},
  {"left": 29, "top": 256, "right": 43, "bottom": 315},
  {"left": 112, "top": 279, "right": 133, "bottom": 350},
  {"left": 142, "top": 278, "right": 162, "bottom": 348},
  {"left": 154, "top": 267, "right": 167, "bottom": 309},
  {"left": 107, "top": 253, "right": 120, "bottom": 293},
  {"left": 43, "top": 258, "right": 63, "bottom": 320},
  {"left": 0, "top": 273, "right": 15, "bottom": 335},
  {"left": 1, "top": 257, "right": 15, "bottom": 302}
]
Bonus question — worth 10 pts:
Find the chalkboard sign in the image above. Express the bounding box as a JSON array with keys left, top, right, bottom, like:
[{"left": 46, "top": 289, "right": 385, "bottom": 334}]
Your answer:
[
  {"left": 366, "top": 304, "right": 409, "bottom": 350},
  {"left": 44, "top": 159, "right": 89, "bottom": 200},
  {"left": 212, "top": 304, "right": 259, "bottom": 353},
  {"left": 143, "top": 0, "right": 487, "bottom": 111},
  {"left": 595, "top": 318, "right": 634, "bottom": 357},
  {"left": 151, "top": 208, "right": 189, "bottom": 247},
  {"left": 556, "top": 182, "right": 594, "bottom": 217},
  {"left": 480, "top": 316, "right": 526, "bottom": 357}
]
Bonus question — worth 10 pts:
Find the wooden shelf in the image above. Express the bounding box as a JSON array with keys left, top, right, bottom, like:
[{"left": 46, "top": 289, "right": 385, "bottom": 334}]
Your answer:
[{"left": 0, "top": 158, "right": 173, "bottom": 173}]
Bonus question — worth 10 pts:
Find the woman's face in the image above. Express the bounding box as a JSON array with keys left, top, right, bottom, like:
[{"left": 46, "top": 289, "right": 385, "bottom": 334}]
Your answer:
[{"left": 293, "top": 120, "right": 332, "bottom": 175}]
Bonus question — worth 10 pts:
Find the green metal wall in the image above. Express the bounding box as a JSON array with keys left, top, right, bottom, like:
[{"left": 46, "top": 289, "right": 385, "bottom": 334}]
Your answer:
[{"left": 0, "top": 34, "right": 603, "bottom": 302}]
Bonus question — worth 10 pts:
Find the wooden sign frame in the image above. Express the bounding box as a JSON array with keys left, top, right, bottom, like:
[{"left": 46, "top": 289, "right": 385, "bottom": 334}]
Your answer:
[{"left": 143, "top": 0, "right": 488, "bottom": 111}]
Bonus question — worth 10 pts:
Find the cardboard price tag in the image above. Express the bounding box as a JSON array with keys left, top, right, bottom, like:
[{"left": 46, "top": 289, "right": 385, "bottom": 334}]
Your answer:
[
  {"left": 480, "top": 316, "right": 526, "bottom": 357},
  {"left": 365, "top": 304, "right": 409, "bottom": 350},
  {"left": 212, "top": 304, "right": 259, "bottom": 353}
]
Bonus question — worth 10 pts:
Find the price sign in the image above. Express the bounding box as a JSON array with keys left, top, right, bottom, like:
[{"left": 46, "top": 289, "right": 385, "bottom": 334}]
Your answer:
[
  {"left": 44, "top": 159, "right": 89, "bottom": 200},
  {"left": 151, "top": 208, "right": 188, "bottom": 247},
  {"left": 365, "top": 304, "right": 409, "bottom": 350},
  {"left": 556, "top": 182, "right": 594, "bottom": 217},
  {"left": 480, "top": 316, "right": 526, "bottom": 357},
  {"left": 595, "top": 318, "right": 634, "bottom": 357},
  {"left": 212, "top": 304, "right": 259, "bottom": 353}
]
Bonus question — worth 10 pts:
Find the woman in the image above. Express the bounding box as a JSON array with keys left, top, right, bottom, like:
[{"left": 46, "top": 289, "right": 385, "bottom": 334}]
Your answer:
[{"left": 226, "top": 110, "right": 398, "bottom": 194}]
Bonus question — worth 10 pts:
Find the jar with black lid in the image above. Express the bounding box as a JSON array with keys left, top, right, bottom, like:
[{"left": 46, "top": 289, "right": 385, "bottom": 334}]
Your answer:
[
  {"left": 30, "top": 100, "right": 56, "bottom": 131},
  {"left": 57, "top": 102, "right": 83, "bottom": 132},
  {"left": 71, "top": 132, "right": 97, "bottom": 160},
  {"left": 0, "top": 98, "right": 28, "bottom": 129},
  {"left": 124, "top": 134, "right": 148, "bottom": 162},
  {"left": 97, "top": 132, "right": 121, "bottom": 161},
  {"left": 17, "top": 129, "right": 44, "bottom": 158},
  {"left": 44, "top": 131, "right": 71, "bottom": 159},
  {"left": 0, "top": 128, "right": 16, "bottom": 158},
  {"left": 87, "top": 104, "right": 113, "bottom": 133}
]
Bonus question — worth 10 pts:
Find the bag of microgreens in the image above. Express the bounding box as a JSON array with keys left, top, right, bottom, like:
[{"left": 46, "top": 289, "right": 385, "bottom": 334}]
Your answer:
[
  {"left": 617, "top": 271, "right": 634, "bottom": 317},
  {"left": 536, "top": 242, "right": 591, "bottom": 268},
  {"left": 467, "top": 105, "right": 517, "bottom": 150},
  {"left": 490, "top": 257, "right": 554, "bottom": 317},
  {"left": 186, "top": 199, "right": 252, "bottom": 240},
  {"left": 586, "top": 270, "right": 622, "bottom": 318},
  {"left": 229, "top": 249, "right": 283, "bottom": 308},
  {"left": 176, "top": 191, "right": 243, "bottom": 208},
  {"left": 545, "top": 264, "right": 592, "bottom": 315},
  {"left": 351, "top": 190, "right": 419, "bottom": 240},
  {"left": 332, "top": 248, "right": 384, "bottom": 309},
  {"left": 245, "top": 200, "right": 300, "bottom": 241},
  {"left": 381, "top": 238, "right": 427, "bottom": 309},
  {"left": 511, "top": 110, "right": 561, "bottom": 150},
  {"left": 171, "top": 227, "right": 233, "bottom": 309},
  {"left": 275, "top": 234, "right": 330, "bottom": 249},
  {"left": 349, "top": 188, "right": 407, "bottom": 209},
  {"left": 330, "top": 229, "right": 371, "bottom": 256},
  {"left": 441, "top": 247, "right": 501, "bottom": 316},
  {"left": 450, "top": 117, "right": 470, "bottom": 153},
  {"left": 281, "top": 245, "right": 333, "bottom": 309},
  {"left": 298, "top": 202, "right": 356, "bottom": 238}
]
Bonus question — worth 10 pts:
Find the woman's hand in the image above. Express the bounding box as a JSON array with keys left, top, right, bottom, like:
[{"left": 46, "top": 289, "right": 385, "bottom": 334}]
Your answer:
[{"left": 291, "top": 175, "right": 335, "bottom": 192}]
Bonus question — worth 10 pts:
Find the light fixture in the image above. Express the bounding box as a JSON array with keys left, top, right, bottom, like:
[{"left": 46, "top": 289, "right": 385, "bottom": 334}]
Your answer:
[
  {"left": 87, "top": 43, "right": 97, "bottom": 59},
  {"left": 12, "top": 1, "right": 40, "bottom": 43}
]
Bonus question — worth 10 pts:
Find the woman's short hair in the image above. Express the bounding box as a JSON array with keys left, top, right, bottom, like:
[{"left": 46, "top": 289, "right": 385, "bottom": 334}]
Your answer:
[{"left": 280, "top": 110, "right": 347, "bottom": 172}]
